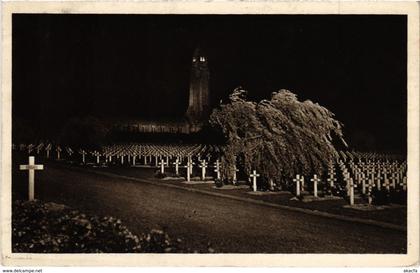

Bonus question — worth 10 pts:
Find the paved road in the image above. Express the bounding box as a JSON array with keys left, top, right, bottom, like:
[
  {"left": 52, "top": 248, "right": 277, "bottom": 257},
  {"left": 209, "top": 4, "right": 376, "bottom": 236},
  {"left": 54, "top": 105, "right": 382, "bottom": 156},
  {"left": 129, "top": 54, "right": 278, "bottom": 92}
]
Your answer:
[{"left": 13, "top": 164, "right": 406, "bottom": 253}]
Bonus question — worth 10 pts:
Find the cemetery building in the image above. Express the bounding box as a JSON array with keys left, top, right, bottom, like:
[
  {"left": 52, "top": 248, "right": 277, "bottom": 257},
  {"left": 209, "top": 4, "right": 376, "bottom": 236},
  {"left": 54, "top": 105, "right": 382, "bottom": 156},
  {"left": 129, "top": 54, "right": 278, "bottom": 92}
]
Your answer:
[{"left": 114, "top": 47, "right": 210, "bottom": 134}]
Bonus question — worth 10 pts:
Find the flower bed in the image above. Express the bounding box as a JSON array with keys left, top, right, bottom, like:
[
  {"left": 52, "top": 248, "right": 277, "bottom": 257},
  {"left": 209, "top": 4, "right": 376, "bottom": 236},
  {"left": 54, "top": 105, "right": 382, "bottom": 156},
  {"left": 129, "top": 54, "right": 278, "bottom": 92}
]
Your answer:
[{"left": 12, "top": 200, "right": 185, "bottom": 253}]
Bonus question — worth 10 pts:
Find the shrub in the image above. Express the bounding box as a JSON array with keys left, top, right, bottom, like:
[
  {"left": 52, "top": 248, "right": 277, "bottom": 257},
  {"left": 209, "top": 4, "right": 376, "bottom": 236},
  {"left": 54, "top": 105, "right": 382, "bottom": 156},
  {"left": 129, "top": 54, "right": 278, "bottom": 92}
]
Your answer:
[
  {"left": 154, "top": 171, "right": 167, "bottom": 179},
  {"left": 12, "top": 200, "right": 185, "bottom": 253},
  {"left": 59, "top": 116, "right": 109, "bottom": 149},
  {"left": 214, "top": 178, "right": 223, "bottom": 188}
]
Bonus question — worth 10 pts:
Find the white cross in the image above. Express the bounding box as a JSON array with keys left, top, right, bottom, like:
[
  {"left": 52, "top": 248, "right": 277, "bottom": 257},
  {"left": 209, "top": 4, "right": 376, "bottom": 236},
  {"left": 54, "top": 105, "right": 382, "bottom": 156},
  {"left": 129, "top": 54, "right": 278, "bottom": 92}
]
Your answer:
[
  {"left": 56, "top": 146, "right": 62, "bottom": 160},
  {"left": 80, "top": 149, "right": 87, "bottom": 164},
  {"left": 173, "top": 158, "right": 180, "bottom": 175},
  {"left": 359, "top": 173, "right": 368, "bottom": 194},
  {"left": 36, "top": 143, "right": 44, "bottom": 154},
  {"left": 310, "top": 174, "right": 321, "bottom": 198},
  {"left": 343, "top": 174, "right": 352, "bottom": 196},
  {"left": 232, "top": 165, "right": 239, "bottom": 185},
  {"left": 159, "top": 159, "right": 167, "bottom": 174},
  {"left": 390, "top": 172, "right": 398, "bottom": 188},
  {"left": 187, "top": 157, "right": 195, "bottom": 175},
  {"left": 184, "top": 160, "right": 193, "bottom": 182},
  {"left": 382, "top": 168, "right": 391, "bottom": 176},
  {"left": 19, "top": 144, "right": 26, "bottom": 151},
  {"left": 367, "top": 180, "right": 374, "bottom": 205},
  {"left": 199, "top": 160, "right": 208, "bottom": 180},
  {"left": 293, "top": 174, "right": 304, "bottom": 197},
  {"left": 327, "top": 174, "right": 337, "bottom": 188},
  {"left": 374, "top": 175, "right": 382, "bottom": 190},
  {"left": 301, "top": 173, "right": 307, "bottom": 190},
  {"left": 45, "top": 144, "right": 52, "bottom": 158},
  {"left": 249, "top": 170, "right": 260, "bottom": 192},
  {"left": 214, "top": 159, "right": 221, "bottom": 180},
  {"left": 349, "top": 178, "right": 357, "bottom": 206},
  {"left": 94, "top": 151, "right": 101, "bottom": 164},
  {"left": 326, "top": 175, "right": 337, "bottom": 195},
  {"left": 19, "top": 156, "right": 44, "bottom": 201},
  {"left": 400, "top": 176, "right": 407, "bottom": 191},
  {"left": 382, "top": 178, "right": 391, "bottom": 191},
  {"left": 27, "top": 144, "right": 34, "bottom": 154}
]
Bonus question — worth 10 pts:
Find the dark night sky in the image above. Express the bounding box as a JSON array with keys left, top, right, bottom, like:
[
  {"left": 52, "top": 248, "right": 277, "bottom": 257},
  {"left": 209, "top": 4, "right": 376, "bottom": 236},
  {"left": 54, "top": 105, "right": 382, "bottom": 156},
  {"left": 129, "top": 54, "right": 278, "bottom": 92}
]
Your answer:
[{"left": 12, "top": 14, "right": 407, "bottom": 152}]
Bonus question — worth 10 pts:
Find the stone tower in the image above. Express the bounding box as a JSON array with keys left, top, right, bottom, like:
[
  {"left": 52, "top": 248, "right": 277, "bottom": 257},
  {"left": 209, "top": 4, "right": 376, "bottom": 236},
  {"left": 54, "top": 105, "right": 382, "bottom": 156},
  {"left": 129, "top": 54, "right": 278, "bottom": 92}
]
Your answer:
[{"left": 186, "top": 47, "right": 210, "bottom": 122}]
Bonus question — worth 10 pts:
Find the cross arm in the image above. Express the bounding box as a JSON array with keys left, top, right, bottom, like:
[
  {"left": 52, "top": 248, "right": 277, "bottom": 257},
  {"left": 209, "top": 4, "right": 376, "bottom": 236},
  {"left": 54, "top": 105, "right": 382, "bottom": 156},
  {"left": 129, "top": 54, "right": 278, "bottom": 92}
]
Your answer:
[{"left": 20, "top": 165, "right": 44, "bottom": 170}]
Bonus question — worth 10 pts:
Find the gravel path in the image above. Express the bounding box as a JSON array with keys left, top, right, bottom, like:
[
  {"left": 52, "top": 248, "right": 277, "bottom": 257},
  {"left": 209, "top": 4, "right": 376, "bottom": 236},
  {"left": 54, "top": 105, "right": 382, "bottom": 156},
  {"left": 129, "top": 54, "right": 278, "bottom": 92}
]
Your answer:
[{"left": 12, "top": 164, "right": 406, "bottom": 253}]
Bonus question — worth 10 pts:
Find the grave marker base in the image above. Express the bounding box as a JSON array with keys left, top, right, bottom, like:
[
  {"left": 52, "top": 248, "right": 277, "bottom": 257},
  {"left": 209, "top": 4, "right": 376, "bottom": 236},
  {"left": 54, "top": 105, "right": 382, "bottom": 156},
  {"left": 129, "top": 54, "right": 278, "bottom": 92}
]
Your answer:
[
  {"left": 190, "top": 176, "right": 213, "bottom": 181},
  {"left": 343, "top": 203, "right": 405, "bottom": 211},
  {"left": 92, "top": 164, "right": 108, "bottom": 168},
  {"left": 247, "top": 191, "right": 291, "bottom": 196},
  {"left": 300, "top": 195, "right": 342, "bottom": 202},
  {"left": 182, "top": 180, "right": 214, "bottom": 185},
  {"left": 212, "top": 185, "right": 249, "bottom": 190},
  {"left": 161, "top": 176, "right": 185, "bottom": 181},
  {"left": 130, "top": 165, "right": 154, "bottom": 168}
]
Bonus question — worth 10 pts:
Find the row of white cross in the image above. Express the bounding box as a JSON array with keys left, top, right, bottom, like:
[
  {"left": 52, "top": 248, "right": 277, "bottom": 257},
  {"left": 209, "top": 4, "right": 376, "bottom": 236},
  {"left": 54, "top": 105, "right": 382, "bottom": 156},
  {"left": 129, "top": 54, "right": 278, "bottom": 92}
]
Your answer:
[
  {"left": 16, "top": 144, "right": 403, "bottom": 164},
  {"left": 13, "top": 143, "right": 222, "bottom": 166},
  {"left": 17, "top": 155, "right": 245, "bottom": 201},
  {"left": 337, "top": 159, "right": 407, "bottom": 205},
  {"left": 17, "top": 155, "right": 407, "bottom": 207},
  {"left": 19, "top": 154, "right": 407, "bottom": 207},
  {"left": 15, "top": 144, "right": 407, "bottom": 205},
  {"left": 291, "top": 160, "right": 407, "bottom": 205},
  {"left": 292, "top": 174, "right": 322, "bottom": 197},
  {"left": 158, "top": 157, "right": 220, "bottom": 181},
  {"left": 14, "top": 142, "right": 228, "bottom": 180},
  {"left": 339, "top": 150, "right": 405, "bottom": 163}
]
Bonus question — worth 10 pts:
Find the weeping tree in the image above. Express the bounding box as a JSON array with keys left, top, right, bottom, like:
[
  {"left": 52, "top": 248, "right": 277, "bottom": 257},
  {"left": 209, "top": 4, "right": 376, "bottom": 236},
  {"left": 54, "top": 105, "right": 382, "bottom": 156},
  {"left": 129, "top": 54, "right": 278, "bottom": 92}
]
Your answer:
[{"left": 209, "top": 87, "right": 347, "bottom": 185}]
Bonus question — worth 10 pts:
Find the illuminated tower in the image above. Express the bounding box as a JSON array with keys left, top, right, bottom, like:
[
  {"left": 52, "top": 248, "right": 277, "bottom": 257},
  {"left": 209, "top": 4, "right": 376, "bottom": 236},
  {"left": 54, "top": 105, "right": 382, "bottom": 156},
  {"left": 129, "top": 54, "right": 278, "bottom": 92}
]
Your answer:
[{"left": 185, "top": 47, "right": 210, "bottom": 122}]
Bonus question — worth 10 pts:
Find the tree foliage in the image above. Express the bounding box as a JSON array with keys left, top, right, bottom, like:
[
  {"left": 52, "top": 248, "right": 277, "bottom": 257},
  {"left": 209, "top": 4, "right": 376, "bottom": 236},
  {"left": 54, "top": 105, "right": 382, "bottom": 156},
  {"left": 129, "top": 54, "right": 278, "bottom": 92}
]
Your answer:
[
  {"left": 209, "top": 87, "right": 347, "bottom": 184},
  {"left": 60, "top": 116, "right": 110, "bottom": 149}
]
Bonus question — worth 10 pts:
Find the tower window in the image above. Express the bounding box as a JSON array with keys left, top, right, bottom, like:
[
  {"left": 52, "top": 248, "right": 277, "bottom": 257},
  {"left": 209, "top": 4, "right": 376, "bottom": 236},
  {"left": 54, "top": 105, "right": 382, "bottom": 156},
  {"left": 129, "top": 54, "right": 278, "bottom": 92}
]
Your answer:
[
  {"left": 192, "top": 57, "right": 197, "bottom": 62},
  {"left": 200, "top": 56, "right": 206, "bottom": 62}
]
